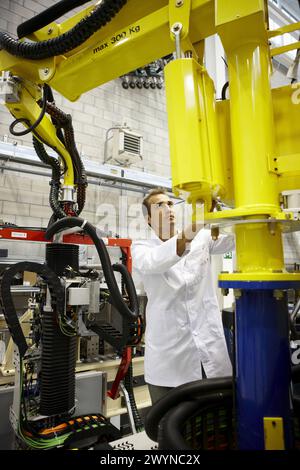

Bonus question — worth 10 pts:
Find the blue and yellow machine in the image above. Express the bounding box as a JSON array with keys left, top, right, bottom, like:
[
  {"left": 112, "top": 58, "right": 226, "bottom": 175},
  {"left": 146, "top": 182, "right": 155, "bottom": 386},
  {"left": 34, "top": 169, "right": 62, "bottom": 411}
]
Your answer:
[{"left": 1, "top": 0, "right": 300, "bottom": 449}]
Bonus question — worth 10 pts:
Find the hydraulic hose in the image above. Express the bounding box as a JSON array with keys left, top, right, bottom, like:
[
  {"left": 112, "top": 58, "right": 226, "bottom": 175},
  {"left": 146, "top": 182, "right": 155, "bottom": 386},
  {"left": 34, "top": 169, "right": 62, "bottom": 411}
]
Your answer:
[
  {"left": 145, "top": 377, "right": 232, "bottom": 442},
  {"left": 158, "top": 392, "right": 232, "bottom": 450},
  {"left": 17, "top": 0, "right": 92, "bottom": 39},
  {"left": 0, "top": 0, "right": 127, "bottom": 60},
  {"left": 45, "top": 217, "right": 139, "bottom": 321}
]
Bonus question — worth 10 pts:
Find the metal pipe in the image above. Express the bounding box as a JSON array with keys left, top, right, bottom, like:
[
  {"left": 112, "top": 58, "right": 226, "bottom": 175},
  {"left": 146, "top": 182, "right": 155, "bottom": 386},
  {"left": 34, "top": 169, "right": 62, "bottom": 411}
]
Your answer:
[{"left": 0, "top": 164, "right": 149, "bottom": 194}]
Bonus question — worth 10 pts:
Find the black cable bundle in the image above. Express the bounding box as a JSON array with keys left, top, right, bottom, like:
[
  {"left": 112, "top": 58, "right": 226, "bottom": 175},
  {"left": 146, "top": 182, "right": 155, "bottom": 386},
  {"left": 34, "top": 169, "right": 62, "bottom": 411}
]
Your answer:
[
  {"left": 40, "top": 243, "right": 79, "bottom": 416},
  {"left": 39, "top": 309, "right": 77, "bottom": 416}
]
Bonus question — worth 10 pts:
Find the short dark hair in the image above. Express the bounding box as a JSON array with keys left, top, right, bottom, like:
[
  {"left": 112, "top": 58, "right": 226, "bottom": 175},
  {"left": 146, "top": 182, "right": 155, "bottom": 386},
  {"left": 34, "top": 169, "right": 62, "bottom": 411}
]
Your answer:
[{"left": 142, "top": 187, "right": 168, "bottom": 217}]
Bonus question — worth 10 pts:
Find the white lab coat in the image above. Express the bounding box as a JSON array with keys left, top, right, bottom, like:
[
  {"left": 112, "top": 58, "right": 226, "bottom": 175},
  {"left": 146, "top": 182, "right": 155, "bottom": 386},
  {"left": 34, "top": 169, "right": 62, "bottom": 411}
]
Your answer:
[{"left": 132, "top": 229, "right": 234, "bottom": 387}]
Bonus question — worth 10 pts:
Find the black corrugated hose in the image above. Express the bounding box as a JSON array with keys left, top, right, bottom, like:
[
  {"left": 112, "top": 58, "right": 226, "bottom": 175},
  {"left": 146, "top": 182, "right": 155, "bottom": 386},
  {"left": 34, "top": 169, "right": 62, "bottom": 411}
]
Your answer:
[
  {"left": 124, "top": 361, "right": 144, "bottom": 431},
  {"left": 32, "top": 135, "right": 66, "bottom": 220},
  {"left": 17, "top": 0, "right": 92, "bottom": 39},
  {"left": 157, "top": 392, "right": 233, "bottom": 450},
  {"left": 45, "top": 101, "right": 87, "bottom": 216},
  {"left": 0, "top": 0, "right": 127, "bottom": 60},
  {"left": 113, "top": 262, "right": 143, "bottom": 430},
  {"left": 145, "top": 377, "right": 233, "bottom": 442}
]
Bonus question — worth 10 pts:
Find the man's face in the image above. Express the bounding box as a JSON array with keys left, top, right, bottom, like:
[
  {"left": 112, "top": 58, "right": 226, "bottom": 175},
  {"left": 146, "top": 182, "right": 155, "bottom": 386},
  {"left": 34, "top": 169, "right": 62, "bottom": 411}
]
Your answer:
[{"left": 148, "top": 193, "right": 175, "bottom": 239}]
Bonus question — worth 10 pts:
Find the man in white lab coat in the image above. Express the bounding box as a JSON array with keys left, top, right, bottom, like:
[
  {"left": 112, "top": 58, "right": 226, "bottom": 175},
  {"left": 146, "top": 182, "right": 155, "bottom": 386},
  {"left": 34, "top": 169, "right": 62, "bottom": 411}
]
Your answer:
[{"left": 132, "top": 188, "right": 234, "bottom": 404}]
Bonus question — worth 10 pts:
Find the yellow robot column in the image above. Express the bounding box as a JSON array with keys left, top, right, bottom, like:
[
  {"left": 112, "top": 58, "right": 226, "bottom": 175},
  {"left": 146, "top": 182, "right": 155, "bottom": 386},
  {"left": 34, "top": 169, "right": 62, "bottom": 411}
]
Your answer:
[{"left": 217, "top": 0, "right": 297, "bottom": 449}]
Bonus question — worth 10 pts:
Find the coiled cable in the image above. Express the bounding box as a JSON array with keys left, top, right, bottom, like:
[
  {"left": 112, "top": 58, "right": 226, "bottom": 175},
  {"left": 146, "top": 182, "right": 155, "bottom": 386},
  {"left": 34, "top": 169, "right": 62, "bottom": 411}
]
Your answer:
[{"left": 9, "top": 84, "right": 50, "bottom": 136}]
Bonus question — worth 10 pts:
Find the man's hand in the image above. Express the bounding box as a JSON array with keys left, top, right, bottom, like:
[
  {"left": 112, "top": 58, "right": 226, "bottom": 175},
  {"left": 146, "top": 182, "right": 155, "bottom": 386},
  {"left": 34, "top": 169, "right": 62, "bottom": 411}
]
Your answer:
[{"left": 177, "top": 222, "right": 204, "bottom": 256}]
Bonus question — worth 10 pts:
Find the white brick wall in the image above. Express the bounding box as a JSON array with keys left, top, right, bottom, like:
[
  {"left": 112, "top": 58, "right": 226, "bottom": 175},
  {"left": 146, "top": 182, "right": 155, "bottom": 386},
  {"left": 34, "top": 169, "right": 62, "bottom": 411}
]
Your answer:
[{"left": 0, "top": 0, "right": 171, "bottom": 249}]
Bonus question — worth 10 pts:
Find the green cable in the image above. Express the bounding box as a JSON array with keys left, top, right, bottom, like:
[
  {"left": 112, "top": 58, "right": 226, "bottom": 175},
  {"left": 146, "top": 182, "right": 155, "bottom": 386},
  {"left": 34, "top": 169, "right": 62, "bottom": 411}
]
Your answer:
[{"left": 18, "top": 359, "right": 72, "bottom": 449}]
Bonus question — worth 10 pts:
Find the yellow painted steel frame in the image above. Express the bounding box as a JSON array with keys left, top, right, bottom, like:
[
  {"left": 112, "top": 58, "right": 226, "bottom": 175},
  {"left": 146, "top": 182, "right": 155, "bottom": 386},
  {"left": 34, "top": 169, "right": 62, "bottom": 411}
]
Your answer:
[
  {"left": 1, "top": 0, "right": 300, "bottom": 282},
  {"left": 214, "top": 0, "right": 300, "bottom": 282}
]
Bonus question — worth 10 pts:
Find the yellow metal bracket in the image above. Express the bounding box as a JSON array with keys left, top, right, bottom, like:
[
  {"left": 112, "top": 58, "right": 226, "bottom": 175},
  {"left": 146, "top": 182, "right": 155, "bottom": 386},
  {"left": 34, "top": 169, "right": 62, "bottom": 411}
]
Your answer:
[
  {"left": 169, "top": 0, "right": 199, "bottom": 59},
  {"left": 169, "top": 0, "right": 192, "bottom": 40},
  {"left": 28, "top": 22, "right": 60, "bottom": 83},
  {"left": 264, "top": 417, "right": 285, "bottom": 450},
  {"left": 274, "top": 153, "right": 300, "bottom": 176}
]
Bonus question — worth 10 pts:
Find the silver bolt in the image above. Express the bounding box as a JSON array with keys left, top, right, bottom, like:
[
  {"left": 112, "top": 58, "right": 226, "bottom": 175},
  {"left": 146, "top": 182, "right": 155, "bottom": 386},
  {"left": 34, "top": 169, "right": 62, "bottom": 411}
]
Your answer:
[
  {"left": 172, "top": 22, "right": 182, "bottom": 32},
  {"left": 47, "top": 28, "right": 53, "bottom": 35},
  {"left": 176, "top": 0, "right": 184, "bottom": 6},
  {"left": 43, "top": 68, "right": 49, "bottom": 75}
]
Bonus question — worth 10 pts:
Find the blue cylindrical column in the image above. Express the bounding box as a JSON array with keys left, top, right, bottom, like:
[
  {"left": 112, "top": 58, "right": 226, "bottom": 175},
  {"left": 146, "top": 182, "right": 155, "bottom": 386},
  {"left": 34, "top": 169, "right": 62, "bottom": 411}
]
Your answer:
[{"left": 235, "top": 288, "right": 292, "bottom": 449}]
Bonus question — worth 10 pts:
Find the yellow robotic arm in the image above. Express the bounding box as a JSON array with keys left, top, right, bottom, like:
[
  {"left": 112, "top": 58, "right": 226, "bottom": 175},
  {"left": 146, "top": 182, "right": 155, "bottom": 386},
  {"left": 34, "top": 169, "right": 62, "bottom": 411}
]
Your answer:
[
  {"left": 1, "top": 0, "right": 300, "bottom": 219},
  {"left": 0, "top": 0, "right": 224, "bottom": 219}
]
